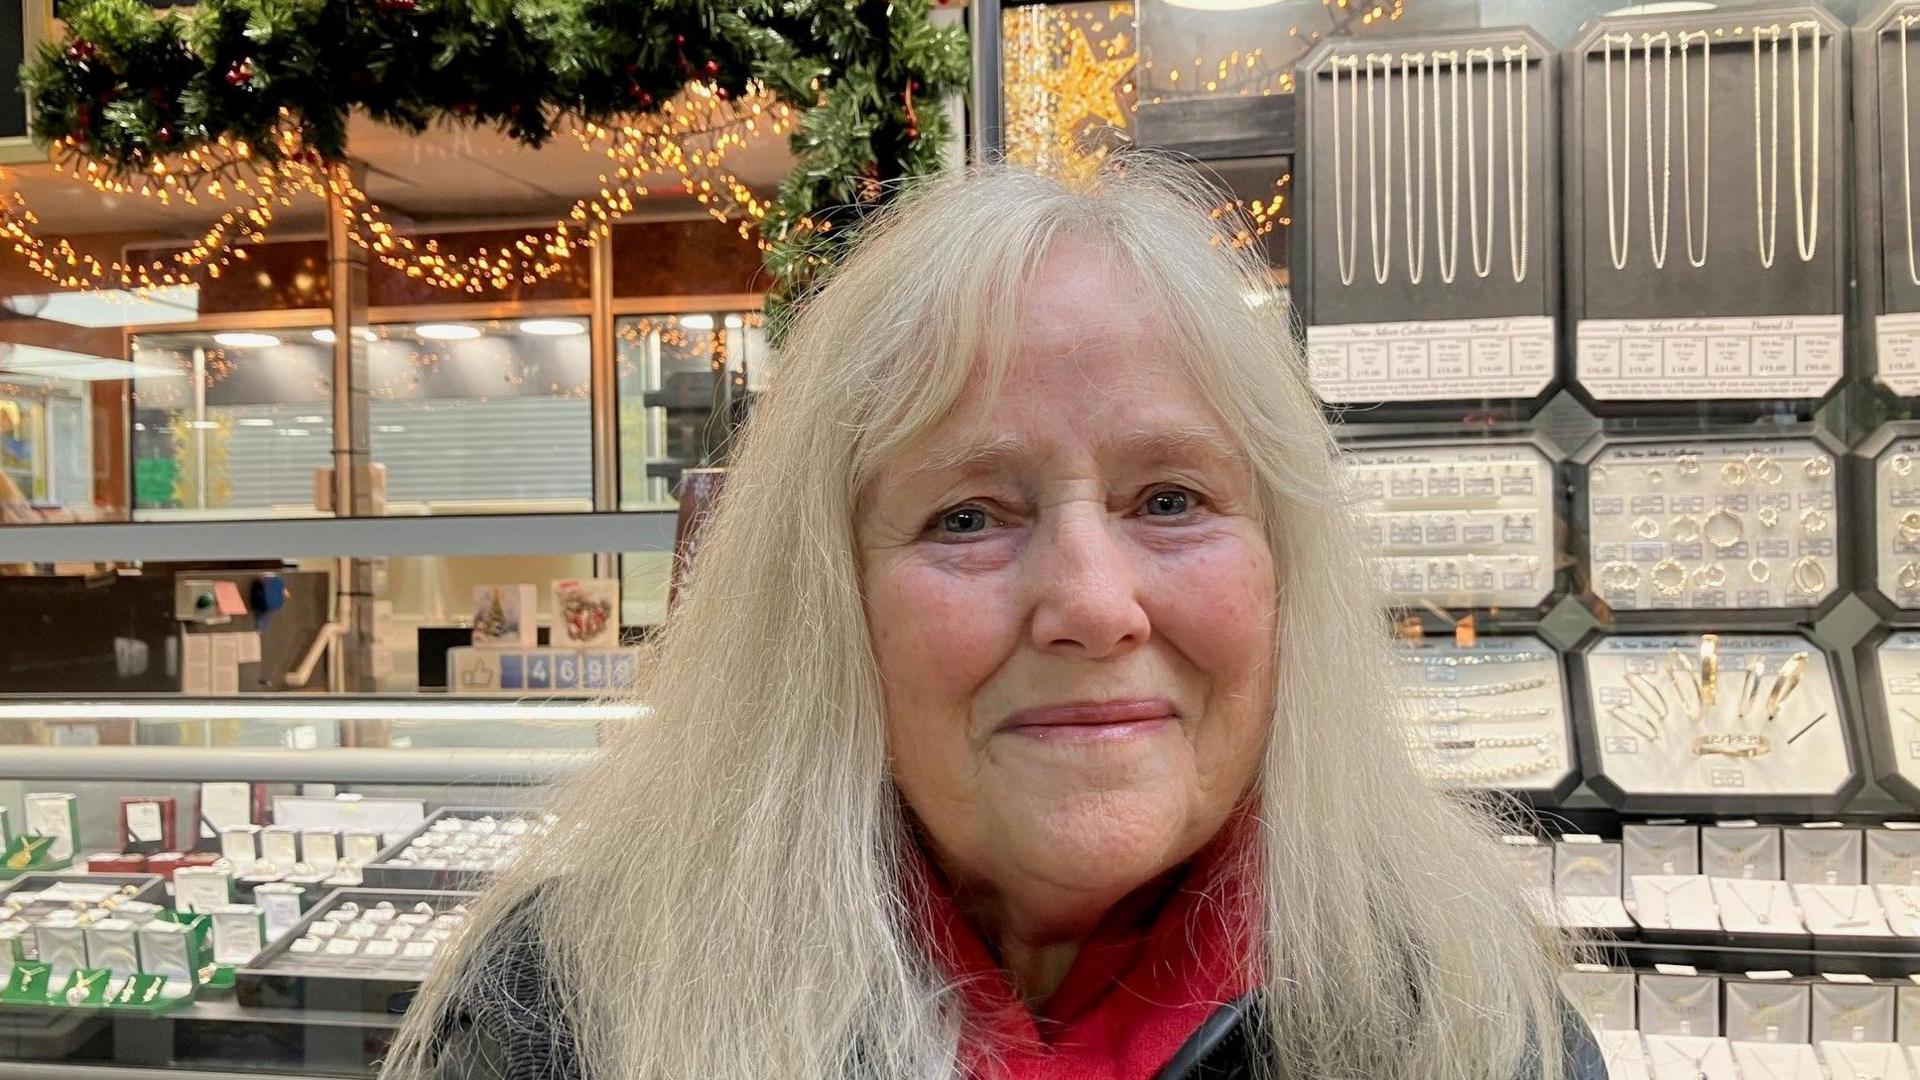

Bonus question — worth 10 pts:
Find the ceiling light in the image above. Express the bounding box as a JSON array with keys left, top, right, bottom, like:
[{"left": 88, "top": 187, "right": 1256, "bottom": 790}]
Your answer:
[
  {"left": 1605, "top": 2, "right": 1714, "bottom": 11},
  {"left": 416, "top": 323, "right": 482, "bottom": 341},
  {"left": 237, "top": 418, "right": 275, "bottom": 427},
  {"left": 213, "top": 332, "right": 281, "bottom": 348},
  {"left": 677, "top": 314, "right": 715, "bottom": 331},
  {"left": 518, "top": 319, "right": 585, "bottom": 337},
  {"left": 1, "top": 285, "right": 200, "bottom": 327},
  {"left": 296, "top": 415, "right": 325, "bottom": 424},
  {"left": 723, "top": 314, "right": 744, "bottom": 329},
  {"left": 311, "top": 328, "right": 377, "bottom": 344}
]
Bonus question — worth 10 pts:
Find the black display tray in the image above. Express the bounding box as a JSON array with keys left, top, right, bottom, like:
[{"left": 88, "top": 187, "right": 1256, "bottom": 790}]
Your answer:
[
  {"left": 235, "top": 887, "right": 475, "bottom": 1014},
  {"left": 0, "top": 871, "right": 167, "bottom": 911},
  {"left": 363, "top": 806, "right": 538, "bottom": 891}
]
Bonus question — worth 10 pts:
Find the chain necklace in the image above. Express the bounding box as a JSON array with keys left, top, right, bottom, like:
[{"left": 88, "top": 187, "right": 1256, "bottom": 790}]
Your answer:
[
  {"left": 1719, "top": 879, "right": 1784, "bottom": 926},
  {"left": 1644, "top": 32, "right": 1675, "bottom": 270},
  {"left": 1603, "top": 33, "right": 1634, "bottom": 270},
  {"left": 1365, "top": 53, "right": 1395, "bottom": 286},
  {"left": 1790, "top": 22, "right": 1821, "bottom": 263},
  {"left": 1804, "top": 884, "right": 1871, "bottom": 930},
  {"left": 1432, "top": 50, "right": 1462, "bottom": 284},
  {"left": 1831, "top": 1044, "right": 1897, "bottom": 1080},
  {"left": 1466, "top": 47, "right": 1497, "bottom": 278},
  {"left": 1503, "top": 45, "right": 1530, "bottom": 284},
  {"left": 1654, "top": 1035, "right": 1717, "bottom": 1080},
  {"left": 1638, "top": 876, "right": 1705, "bottom": 929},
  {"left": 1754, "top": 25, "right": 1782, "bottom": 268},
  {"left": 1401, "top": 52, "right": 1427, "bottom": 286},
  {"left": 1899, "top": 15, "right": 1920, "bottom": 286},
  {"left": 1740, "top": 1046, "right": 1817, "bottom": 1080},
  {"left": 1680, "top": 30, "right": 1711, "bottom": 268},
  {"left": 1330, "top": 57, "right": 1361, "bottom": 287}
]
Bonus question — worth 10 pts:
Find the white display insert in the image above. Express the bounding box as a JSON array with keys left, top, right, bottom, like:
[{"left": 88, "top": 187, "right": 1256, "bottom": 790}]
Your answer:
[
  {"left": 1878, "top": 635, "right": 1920, "bottom": 782},
  {"left": 1394, "top": 635, "right": 1569, "bottom": 792},
  {"left": 1583, "top": 633, "right": 1850, "bottom": 799},
  {"left": 1347, "top": 442, "right": 1556, "bottom": 610},
  {"left": 1307, "top": 316, "right": 1556, "bottom": 404},
  {"left": 1586, "top": 438, "right": 1841, "bottom": 612},
  {"left": 1643, "top": 1034, "right": 1735, "bottom": 1079},
  {"left": 1576, "top": 315, "right": 1844, "bottom": 401},
  {"left": 1879, "top": 312, "right": 1920, "bottom": 396}
]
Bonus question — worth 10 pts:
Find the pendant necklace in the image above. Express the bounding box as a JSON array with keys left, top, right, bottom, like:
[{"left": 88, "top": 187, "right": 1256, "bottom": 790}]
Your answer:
[
  {"left": 1722, "top": 880, "right": 1783, "bottom": 926},
  {"left": 1808, "top": 885, "right": 1871, "bottom": 930},
  {"left": 1644, "top": 31, "right": 1674, "bottom": 270},
  {"left": 1680, "top": 29, "right": 1711, "bottom": 267},
  {"left": 1503, "top": 44, "right": 1530, "bottom": 283},
  {"left": 1833, "top": 1044, "right": 1896, "bottom": 1080},
  {"left": 1602, "top": 33, "right": 1634, "bottom": 270},
  {"left": 1330, "top": 56, "right": 1361, "bottom": 287},
  {"left": 1365, "top": 53, "right": 1394, "bottom": 286},
  {"left": 1400, "top": 52, "right": 1428, "bottom": 286},
  {"left": 1466, "top": 47, "right": 1497, "bottom": 278},
  {"left": 1656, "top": 1037, "right": 1716, "bottom": 1080},
  {"left": 1432, "top": 50, "right": 1462, "bottom": 284},
  {"left": 1753, "top": 25, "right": 1782, "bottom": 268},
  {"left": 1789, "top": 21, "right": 1821, "bottom": 262}
]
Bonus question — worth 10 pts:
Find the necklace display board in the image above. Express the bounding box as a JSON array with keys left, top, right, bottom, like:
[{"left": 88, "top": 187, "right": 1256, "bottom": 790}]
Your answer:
[
  {"left": 1343, "top": 434, "right": 1563, "bottom": 617},
  {"left": 1565, "top": 6, "right": 1849, "bottom": 411},
  {"left": 1573, "top": 429, "right": 1850, "bottom": 624},
  {"left": 1293, "top": 28, "right": 1559, "bottom": 415},
  {"left": 1392, "top": 634, "right": 1578, "bottom": 802},
  {"left": 1570, "top": 630, "right": 1861, "bottom": 813},
  {"left": 1854, "top": 628, "right": 1920, "bottom": 810},
  {"left": 1855, "top": 422, "right": 1920, "bottom": 617},
  {"left": 1855, "top": 2, "right": 1920, "bottom": 396}
]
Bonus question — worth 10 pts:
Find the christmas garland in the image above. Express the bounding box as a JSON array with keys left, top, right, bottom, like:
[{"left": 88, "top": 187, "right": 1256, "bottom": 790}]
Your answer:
[{"left": 20, "top": 0, "right": 970, "bottom": 317}]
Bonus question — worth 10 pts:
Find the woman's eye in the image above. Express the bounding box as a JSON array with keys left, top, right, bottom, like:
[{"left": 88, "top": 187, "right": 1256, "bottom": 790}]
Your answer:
[
  {"left": 937, "top": 506, "right": 992, "bottom": 534},
  {"left": 1142, "top": 488, "right": 1194, "bottom": 517}
]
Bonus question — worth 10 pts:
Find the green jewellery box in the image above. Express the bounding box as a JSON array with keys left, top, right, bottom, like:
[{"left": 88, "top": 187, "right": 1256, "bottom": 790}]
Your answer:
[{"left": 0, "top": 834, "right": 72, "bottom": 879}]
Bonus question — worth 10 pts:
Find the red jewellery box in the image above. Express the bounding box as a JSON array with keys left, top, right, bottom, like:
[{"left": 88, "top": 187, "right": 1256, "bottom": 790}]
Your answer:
[
  {"left": 86, "top": 853, "right": 149, "bottom": 874},
  {"left": 119, "top": 796, "right": 178, "bottom": 854},
  {"left": 145, "top": 852, "right": 186, "bottom": 880}
]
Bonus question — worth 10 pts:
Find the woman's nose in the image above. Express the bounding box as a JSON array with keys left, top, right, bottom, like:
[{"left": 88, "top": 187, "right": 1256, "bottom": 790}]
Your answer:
[{"left": 1026, "top": 512, "right": 1152, "bottom": 660}]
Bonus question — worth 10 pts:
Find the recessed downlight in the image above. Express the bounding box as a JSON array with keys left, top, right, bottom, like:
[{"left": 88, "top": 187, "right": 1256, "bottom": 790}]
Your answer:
[
  {"left": 311, "top": 328, "right": 378, "bottom": 344},
  {"left": 517, "top": 319, "right": 585, "bottom": 337},
  {"left": 213, "top": 332, "right": 281, "bottom": 348},
  {"left": 677, "top": 314, "right": 715, "bottom": 331},
  {"left": 416, "top": 323, "right": 482, "bottom": 341}
]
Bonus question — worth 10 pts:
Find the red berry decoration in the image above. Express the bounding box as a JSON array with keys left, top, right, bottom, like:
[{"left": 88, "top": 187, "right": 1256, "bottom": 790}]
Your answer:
[
  {"left": 376, "top": 0, "right": 416, "bottom": 11},
  {"left": 674, "top": 34, "right": 686, "bottom": 45},
  {"left": 704, "top": 59, "right": 719, "bottom": 75},
  {"left": 156, "top": 124, "right": 174, "bottom": 144},
  {"left": 714, "top": 87, "right": 729, "bottom": 100},
  {"left": 65, "top": 39, "right": 95, "bottom": 64},
  {"left": 225, "top": 59, "right": 253, "bottom": 87}
]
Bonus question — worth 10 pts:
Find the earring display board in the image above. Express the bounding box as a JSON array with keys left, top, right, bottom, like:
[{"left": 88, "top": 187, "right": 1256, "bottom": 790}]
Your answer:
[
  {"left": 1580, "top": 435, "right": 1844, "bottom": 615},
  {"left": 1857, "top": 2, "right": 1920, "bottom": 395},
  {"left": 1565, "top": 6, "right": 1848, "bottom": 406},
  {"left": 1869, "top": 432, "right": 1920, "bottom": 608},
  {"left": 1293, "top": 28, "right": 1559, "bottom": 410},
  {"left": 1394, "top": 635, "right": 1576, "bottom": 799},
  {"left": 1573, "top": 631, "right": 1858, "bottom": 812},
  {"left": 1346, "top": 439, "right": 1559, "bottom": 612},
  {"left": 1861, "top": 631, "right": 1920, "bottom": 808}
]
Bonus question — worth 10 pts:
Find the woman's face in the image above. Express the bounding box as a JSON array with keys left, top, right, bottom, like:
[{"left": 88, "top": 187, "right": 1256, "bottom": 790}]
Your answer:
[{"left": 859, "top": 243, "right": 1277, "bottom": 940}]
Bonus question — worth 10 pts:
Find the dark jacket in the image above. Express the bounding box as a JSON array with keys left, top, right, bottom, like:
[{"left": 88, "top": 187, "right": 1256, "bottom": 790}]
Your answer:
[{"left": 425, "top": 942, "right": 1611, "bottom": 1080}]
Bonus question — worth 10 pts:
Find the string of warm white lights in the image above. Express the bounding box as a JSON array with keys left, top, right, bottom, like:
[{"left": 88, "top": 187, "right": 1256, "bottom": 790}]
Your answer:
[{"left": 0, "top": 84, "right": 792, "bottom": 293}]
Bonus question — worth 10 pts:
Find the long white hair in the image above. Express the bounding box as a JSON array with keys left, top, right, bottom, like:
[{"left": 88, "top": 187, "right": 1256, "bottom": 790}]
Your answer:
[{"left": 382, "top": 159, "right": 1571, "bottom": 1080}]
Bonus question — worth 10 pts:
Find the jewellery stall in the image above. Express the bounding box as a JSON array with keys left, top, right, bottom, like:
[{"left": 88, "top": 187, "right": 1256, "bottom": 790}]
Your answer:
[{"left": 1285, "top": 3, "right": 1920, "bottom": 1076}]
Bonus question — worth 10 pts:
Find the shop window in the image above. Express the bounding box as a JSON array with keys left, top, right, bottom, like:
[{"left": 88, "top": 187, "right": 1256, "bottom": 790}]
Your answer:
[{"left": 615, "top": 311, "right": 769, "bottom": 510}]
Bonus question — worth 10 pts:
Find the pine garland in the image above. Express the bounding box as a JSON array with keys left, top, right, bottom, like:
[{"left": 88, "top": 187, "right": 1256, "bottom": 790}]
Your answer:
[{"left": 21, "top": 0, "right": 970, "bottom": 317}]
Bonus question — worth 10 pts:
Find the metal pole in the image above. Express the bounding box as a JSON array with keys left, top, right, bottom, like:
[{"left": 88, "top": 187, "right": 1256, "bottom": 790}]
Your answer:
[
  {"left": 327, "top": 165, "right": 375, "bottom": 694},
  {"left": 588, "top": 229, "right": 619, "bottom": 579},
  {"left": 970, "top": 0, "right": 1005, "bottom": 162}
]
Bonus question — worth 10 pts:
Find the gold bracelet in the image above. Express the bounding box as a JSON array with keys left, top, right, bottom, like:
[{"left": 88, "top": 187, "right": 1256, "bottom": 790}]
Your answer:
[{"left": 1765, "top": 652, "right": 1809, "bottom": 722}]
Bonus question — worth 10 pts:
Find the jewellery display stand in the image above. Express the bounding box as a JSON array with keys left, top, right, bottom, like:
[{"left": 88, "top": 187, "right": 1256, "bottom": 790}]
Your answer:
[
  {"left": 1875, "top": 884, "right": 1920, "bottom": 935},
  {"left": 1728, "top": 978, "right": 1813, "bottom": 1042},
  {"left": 1345, "top": 437, "right": 1562, "bottom": 615},
  {"left": 1815, "top": 982, "right": 1900, "bottom": 1041},
  {"left": 1857, "top": 424, "right": 1920, "bottom": 617},
  {"left": 1556, "top": 840, "right": 1636, "bottom": 930},
  {"left": 1562, "top": 967, "right": 1641, "bottom": 1030},
  {"left": 1632, "top": 874, "right": 1723, "bottom": 931},
  {"left": 1644, "top": 1034, "right": 1736, "bottom": 1078},
  {"left": 1572, "top": 631, "right": 1861, "bottom": 813},
  {"left": 1294, "top": 28, "right": 1559, "bottom": 416},
  {"left": 1732, "top": 1040, "right": 1822, "bottom": 1079},
  {"left": 1643, "top": 972, "right": 1726, "bottom": 1036},
  {"left": 1854, "top": 2, "right": 1920, "bottom": 396},
  {"left": 1566, "top": 5, "right": 1850, "bottom": 412},
  {"left": 1394, "top": 634, "right": 1576, "bottom": 799},
  {"left": 1506, "top": 837, "right": 1557, "bottom": 921},
  {"left": 363, "top": 806, "right": 549, "bottom": 891},
  {"left": 1704, "top": 825, "right": 1787, "bottom": 879},
  {"left": 1856, "top": 628, "right": 1920, "bottom": 810},
  {"left": 235, "top": 887, "right": 476, "bottom": 1013},
  {"left": 1600, "top": 1030, "right": 1654, "bottom": 1080},
  {"left": 1713, "top": 877, "right": 1808, "bottom": 934},
  {"left": 1574, "top": 430, "right": 1849, "bottom": 622},
  {"left": 1785, "top": 827, "right": 1867, "bottom": 885},
  {"left": 1626, "top": 824, "right": 1704, "bottom": 880},
  {"left": 1822, "top": 1039, "right": 1913, "bottom": 1080},
  {"left": 1870, "top": 829, "right": 1920, "bottom": 886}
]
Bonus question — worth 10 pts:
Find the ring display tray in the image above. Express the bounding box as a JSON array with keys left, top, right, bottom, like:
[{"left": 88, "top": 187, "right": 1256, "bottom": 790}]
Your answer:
[
  {"left": 1855, "top": 2, "right": 1920, "bottom": 395},
  {"left": 363, "top": 806, "right": 544, "bottom": 891},
  {"left": 236, "top": 888, "right": 476, "bottom": 1013}
]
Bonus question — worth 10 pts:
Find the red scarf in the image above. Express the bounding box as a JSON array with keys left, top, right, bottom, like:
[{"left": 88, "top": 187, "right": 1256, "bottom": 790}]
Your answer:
[{"left": 910, "top": 828, "right": 1258, "bottom": 1080}]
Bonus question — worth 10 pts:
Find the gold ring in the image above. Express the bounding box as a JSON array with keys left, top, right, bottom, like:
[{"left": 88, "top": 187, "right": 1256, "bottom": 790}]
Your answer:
[
  {"left": 1670, "top": 514, "right": 1703, "bottom": 543},
  {"left": 1651, "top": 558, "right": 1687, "bottom": 598},
  {"left": 1790, "top": 556, "right": 1827, "bottom": 596},
  {"left": 1804, "top": 456, "right": 1833, "bottom": 479},
  {"left": 1703, "top": 508, "right": 1743, "bottom": 551},
  {"left": 1721, "top": 461, "right": 1749, "bottom": 487},
  {"left": 1610, "top": 703, "right": 1661, "bottom": 742},
  {"left": 1900, "top": 511, "right": 1920, "bottom": 544},
  {"left": 1749, "top": 558, "right": 1773, "bottom": 583},
  {"left": 1764, "top": 652, "right": 1809, "bottom": 722},
  {"left": 1699, "top": 634, "right": 1720, "bottom": 706},
  {"left": 1757, "top": 506, "right": 1780, "bottom": 529},
  {"left": 1801, "top": 508, "right": 1829, "bottom": 536}
]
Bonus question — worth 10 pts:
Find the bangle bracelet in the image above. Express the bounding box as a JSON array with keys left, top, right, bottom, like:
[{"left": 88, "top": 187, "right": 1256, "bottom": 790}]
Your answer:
[{"left": 1699, "top": 634, "right": 1720, "bottom": 706}]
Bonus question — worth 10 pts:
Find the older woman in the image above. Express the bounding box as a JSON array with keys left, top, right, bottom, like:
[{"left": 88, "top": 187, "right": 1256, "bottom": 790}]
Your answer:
[{"left": 383, "top": 162, "right": 1603, "bottom": 1080}]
